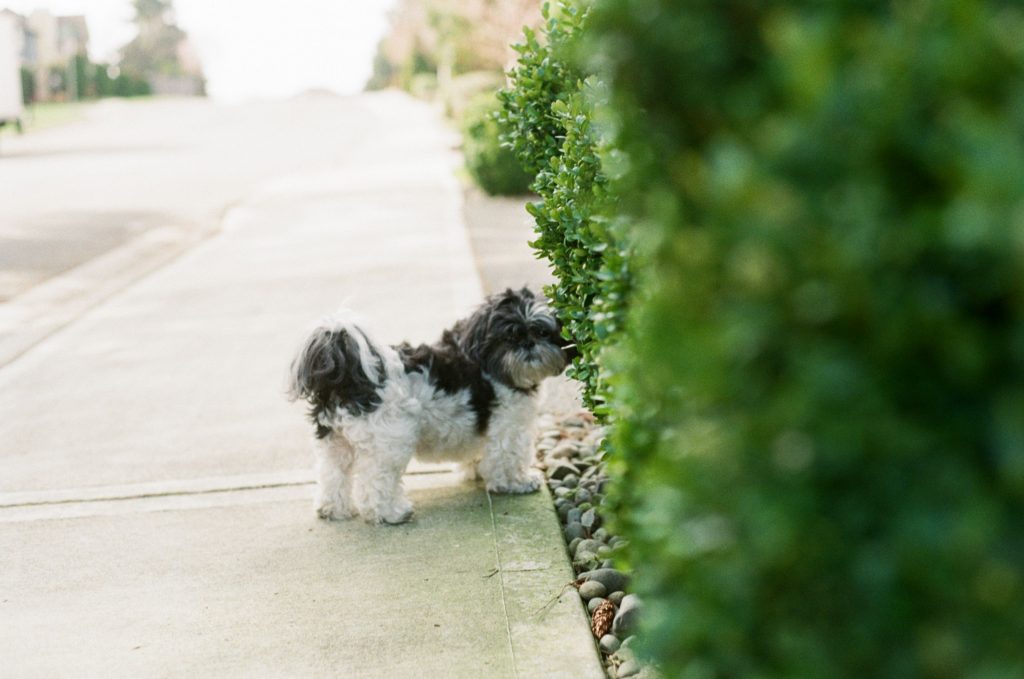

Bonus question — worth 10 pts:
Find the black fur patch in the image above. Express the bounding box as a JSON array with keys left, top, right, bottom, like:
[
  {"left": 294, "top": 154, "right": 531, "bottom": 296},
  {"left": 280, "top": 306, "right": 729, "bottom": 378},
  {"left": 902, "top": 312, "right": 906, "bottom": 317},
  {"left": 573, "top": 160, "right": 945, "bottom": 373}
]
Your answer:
[
  {"left": 396, "top": 333, "right": 497, "bottom": 434},
  {"left": 291, "top": 327, "right": 385, "bottom": 438}
]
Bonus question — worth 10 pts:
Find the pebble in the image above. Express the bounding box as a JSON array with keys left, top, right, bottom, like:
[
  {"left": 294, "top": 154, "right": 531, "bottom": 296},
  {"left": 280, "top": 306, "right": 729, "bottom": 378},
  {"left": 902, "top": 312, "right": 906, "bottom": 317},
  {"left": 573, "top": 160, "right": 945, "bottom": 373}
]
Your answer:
[
  {"left": 568, "top": 537, "right": 583, "bottom": 556},
  {"left": 549, "top": 462, "right": 581, "bottom": 480},
  {"left": 575, "top": 488, "right": 592, "bottom": 504},
  {"left": 554, "top": 486, "right": 573, "bottom": 499},
  {"left": 574, "top": 539, "right": 602, "bottom": 557},
  {"left": 593, "top": 527, "right": 608, "bottom": 542},
  {"left": 612, "top": 594, "right": 642, "bottom": 638},
  {"left": 616, "top": 658, "right": 640, "bottom": 677},
  {"left": 581, "top": 507, "right": 599, "bottom": 530},
  {"left": 587, "top": 596, "right": 607, "bottom": 614},
  {"left": 578, "top": 580, "right": 607, "bottom": 601},
  {"left": 566, "top": 508, "right": 582, "bottom": 525},
  {"left": 607, "top": 590, "right": 625, "bottom": 606},
  {"left": 597, "top": 545, "right": 613, "bottom": 558},
  {"left": 599, "top": 634, "right": 620, "bottom": 654},
  {"left": 601, "top": 559, "right": 615, "bottom": 569},
  {"left": 565, "top": 522, "right": 586, "bottom": 541},
  {"left": 549, "top": 441, "right": 579, "bottom": 459},
  {"left": 537, "top": 436, "right": 559, "bottom": 450},
  {"left": 561, "top": 475, "right": 578, "bottom": 489},
  {"left": 582, "top": 568, "right": 629, "bottom": 593}
]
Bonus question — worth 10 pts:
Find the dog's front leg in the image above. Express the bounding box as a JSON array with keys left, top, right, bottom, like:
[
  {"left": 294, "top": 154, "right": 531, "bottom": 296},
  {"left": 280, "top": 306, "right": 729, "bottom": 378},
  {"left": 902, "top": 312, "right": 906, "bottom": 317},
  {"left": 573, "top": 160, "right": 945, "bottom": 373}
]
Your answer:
[{"left": 478, "top": 409, "right": 541, "bottom": 494}]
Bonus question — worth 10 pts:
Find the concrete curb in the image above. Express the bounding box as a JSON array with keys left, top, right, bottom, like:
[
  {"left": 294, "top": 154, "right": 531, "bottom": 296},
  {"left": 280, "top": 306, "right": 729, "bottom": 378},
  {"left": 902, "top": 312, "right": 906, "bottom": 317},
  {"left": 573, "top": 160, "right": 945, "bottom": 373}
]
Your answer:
[
  {"left": 490, "top": 486, "right": 606, "bottom": 679},
  {"left": 0, "top": 223, "right": 212, "bottom": 369}
]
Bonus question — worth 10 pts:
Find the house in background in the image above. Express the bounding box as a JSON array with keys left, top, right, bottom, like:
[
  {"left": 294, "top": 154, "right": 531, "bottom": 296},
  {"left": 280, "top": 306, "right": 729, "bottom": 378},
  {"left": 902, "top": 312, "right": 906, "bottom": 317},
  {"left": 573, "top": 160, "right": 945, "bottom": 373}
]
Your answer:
[
  {"left": 2, "top": 4, "right": 203, "bottom": 102},
  {"left": 28, "top": 10, "right": 89, "bottom": 101},
  {"left": 0, "top": 8, "right": 89, "bottom": 103}
]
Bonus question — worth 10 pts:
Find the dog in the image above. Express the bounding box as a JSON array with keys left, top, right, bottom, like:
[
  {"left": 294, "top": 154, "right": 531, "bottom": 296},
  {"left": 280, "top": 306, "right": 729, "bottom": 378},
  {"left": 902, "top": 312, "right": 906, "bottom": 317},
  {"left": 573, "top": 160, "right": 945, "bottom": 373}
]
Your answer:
[{"left": 288, "top": 287, "right": 574, "bottom": 524}]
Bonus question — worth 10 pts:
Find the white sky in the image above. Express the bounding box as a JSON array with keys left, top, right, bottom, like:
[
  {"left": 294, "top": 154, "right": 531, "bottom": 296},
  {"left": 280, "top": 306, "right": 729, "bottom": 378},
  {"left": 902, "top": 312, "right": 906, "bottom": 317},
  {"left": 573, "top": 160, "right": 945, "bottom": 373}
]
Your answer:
[{"left": 2, "top": 0, "right": 396, "bottom": 100}]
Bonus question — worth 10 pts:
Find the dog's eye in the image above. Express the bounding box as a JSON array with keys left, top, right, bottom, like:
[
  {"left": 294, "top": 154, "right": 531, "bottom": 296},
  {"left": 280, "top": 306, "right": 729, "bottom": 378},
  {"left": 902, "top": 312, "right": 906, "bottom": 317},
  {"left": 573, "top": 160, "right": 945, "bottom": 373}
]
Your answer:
[{"left": 531, "top": 323, "right": 555, "bottom": 339}]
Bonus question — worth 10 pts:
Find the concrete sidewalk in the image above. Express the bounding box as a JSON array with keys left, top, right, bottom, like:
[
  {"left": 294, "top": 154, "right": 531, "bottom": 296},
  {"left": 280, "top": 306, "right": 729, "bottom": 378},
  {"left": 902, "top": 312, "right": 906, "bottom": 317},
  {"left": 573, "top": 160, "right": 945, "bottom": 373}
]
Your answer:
[{"left": 0, "top": 92, "right": 602, "bottom": 678}]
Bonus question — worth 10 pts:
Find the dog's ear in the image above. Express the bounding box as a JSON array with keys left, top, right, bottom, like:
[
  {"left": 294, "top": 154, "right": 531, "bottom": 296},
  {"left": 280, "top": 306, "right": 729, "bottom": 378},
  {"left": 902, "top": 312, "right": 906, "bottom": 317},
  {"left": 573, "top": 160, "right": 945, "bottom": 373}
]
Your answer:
[{"left": 289, "top": 326, "right": 381, "bottom": 404}]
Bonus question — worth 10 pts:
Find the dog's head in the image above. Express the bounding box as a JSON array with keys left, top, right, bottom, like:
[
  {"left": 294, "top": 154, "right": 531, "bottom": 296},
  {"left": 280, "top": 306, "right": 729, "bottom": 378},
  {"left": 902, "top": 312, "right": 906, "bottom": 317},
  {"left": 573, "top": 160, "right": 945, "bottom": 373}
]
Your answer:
[{"left": 457, "top": 288, "right": 575, "bottom": 391}]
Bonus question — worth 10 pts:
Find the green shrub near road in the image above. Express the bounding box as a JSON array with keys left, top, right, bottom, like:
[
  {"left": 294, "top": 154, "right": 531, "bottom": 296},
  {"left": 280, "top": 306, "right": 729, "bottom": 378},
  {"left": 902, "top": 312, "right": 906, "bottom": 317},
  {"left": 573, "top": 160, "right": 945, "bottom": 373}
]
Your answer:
[
  {"left": 498, "top": 2, "right": 630, "bottom": 417},
  {"left": 587, "top": 0, "right": 1024, "bottom": 675},
  {"left": 461, "top": 92, "right": 532, "bottom": 196}
]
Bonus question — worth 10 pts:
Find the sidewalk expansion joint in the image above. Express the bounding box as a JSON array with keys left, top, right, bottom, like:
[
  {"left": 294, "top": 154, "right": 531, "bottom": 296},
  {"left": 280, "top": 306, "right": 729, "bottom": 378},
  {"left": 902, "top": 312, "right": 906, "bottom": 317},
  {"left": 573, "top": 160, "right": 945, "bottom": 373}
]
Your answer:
[
  {"left": 0, "top": 479, "right": 313, "bottom": 510},
  {"left": 0, "top": 466, "right": 454, "bottom": 510}
]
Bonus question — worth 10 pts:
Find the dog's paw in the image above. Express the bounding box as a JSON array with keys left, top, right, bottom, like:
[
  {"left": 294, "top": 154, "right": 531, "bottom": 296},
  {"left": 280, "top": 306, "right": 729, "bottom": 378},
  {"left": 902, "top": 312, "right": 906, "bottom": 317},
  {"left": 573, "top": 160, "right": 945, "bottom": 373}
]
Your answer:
[
  {"left": 366, "top": 498, "right": 415, "bottom": 525},
  {"left": 380, "top": 507, "right": 414, "bottom": 525},
  {"left": 486, "top": 471, "right": 542, "bottom": 495},
  {"left": 316, "top": 502, "right": 357, "bottom": 521}
]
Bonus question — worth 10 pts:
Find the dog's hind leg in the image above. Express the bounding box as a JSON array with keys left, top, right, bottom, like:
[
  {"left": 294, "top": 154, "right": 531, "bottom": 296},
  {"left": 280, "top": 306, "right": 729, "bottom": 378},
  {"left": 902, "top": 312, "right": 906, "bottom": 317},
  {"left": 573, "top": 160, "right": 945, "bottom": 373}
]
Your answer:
[
  {"left": 352, "top": 437, "right": 416, "bottom": 525},
  {"left": 314, "top": 435, "right": 357, "bottom": 520}
]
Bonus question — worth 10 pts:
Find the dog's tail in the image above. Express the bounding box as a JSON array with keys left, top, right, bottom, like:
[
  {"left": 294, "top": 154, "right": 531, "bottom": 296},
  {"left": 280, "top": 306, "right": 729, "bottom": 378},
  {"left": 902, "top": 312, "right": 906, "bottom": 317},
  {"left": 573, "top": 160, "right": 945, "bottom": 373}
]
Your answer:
[{"left": 288, "top": 313, "right": 386, "bottom": 418}]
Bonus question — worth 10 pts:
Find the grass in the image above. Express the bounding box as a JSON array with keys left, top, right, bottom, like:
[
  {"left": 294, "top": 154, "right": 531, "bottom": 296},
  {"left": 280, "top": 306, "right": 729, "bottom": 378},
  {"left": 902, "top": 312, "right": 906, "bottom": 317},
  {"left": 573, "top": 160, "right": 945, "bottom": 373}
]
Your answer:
[{"left": 0, "top": 100, "right": 89, "bottom": 137}]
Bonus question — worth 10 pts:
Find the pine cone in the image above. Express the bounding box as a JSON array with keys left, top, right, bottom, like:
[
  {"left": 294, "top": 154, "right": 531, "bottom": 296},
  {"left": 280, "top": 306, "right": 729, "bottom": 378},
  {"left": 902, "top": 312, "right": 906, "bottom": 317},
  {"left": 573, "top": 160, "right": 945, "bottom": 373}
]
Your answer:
[{"left": 591, "top": 599, "right": 615, "bottom": 638}]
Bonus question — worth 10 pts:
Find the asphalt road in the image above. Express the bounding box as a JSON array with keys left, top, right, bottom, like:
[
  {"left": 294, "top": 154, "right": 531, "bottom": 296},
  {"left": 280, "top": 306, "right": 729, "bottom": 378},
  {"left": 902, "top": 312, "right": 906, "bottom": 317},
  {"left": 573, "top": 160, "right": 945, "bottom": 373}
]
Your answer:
[{"left": 0, "top": 94, "right": 389, "bottom": 303}]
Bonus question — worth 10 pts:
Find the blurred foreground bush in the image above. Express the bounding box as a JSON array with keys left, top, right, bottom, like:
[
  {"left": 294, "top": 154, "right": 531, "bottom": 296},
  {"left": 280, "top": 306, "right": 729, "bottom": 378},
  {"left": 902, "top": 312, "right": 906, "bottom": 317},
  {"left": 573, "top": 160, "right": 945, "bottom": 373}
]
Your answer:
[
  {"left": 588, "top": 0, "right": 1024, "bottom": 675},
  {"left": 498, "top": 2, "right": 630, "bottom": 416},
  {"left": 461, "top": 92, "right": 532, "bottom": 196}
]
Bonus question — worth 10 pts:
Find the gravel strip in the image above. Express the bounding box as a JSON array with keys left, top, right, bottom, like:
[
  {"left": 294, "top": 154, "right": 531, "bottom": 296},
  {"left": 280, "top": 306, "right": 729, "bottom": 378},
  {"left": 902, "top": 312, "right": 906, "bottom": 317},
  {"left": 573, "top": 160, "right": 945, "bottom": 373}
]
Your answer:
[{"left": 534, "top": 409, "right": 658, "bottom": 679}]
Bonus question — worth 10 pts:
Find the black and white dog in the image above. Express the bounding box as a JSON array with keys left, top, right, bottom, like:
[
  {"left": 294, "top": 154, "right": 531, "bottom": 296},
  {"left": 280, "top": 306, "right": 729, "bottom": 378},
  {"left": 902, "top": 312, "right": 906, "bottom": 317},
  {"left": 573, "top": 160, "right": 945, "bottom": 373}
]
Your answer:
[{"left": 289, "top": 288, "right": 574, "bottom": 524}]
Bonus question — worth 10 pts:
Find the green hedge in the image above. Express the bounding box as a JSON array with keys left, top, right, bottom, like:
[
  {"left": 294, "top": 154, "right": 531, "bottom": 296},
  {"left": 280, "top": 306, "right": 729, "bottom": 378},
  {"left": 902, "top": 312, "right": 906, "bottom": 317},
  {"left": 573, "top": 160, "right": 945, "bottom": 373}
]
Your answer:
[
  {"left": 498, "top": 2, "right": 630, "bottom": 416},
  {"left": 589, "top": 0, "right": 1024, "bottom": 675},
  {"left": 461, "top": 92, "right": 532, "bottom": 196}
]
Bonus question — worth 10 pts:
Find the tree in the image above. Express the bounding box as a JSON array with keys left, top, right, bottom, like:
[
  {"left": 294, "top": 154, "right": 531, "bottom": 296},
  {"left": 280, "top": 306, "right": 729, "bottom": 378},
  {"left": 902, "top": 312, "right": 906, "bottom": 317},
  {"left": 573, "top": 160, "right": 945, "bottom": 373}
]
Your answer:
[
  {"left": 132, "top": 0, "right": 173, "bottom": 22},
  {"left": 119, "top": 0, "right": 188, "bottom": 79}
]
